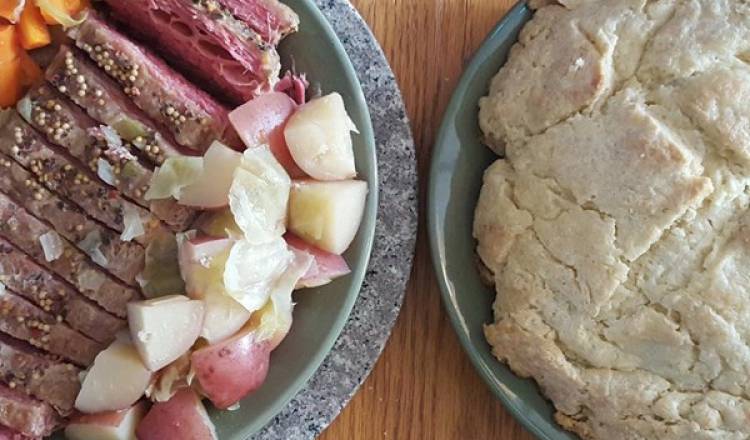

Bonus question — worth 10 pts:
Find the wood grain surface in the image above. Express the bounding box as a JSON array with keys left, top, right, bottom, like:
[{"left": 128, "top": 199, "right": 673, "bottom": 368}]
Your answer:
[{"left": 321, "top": 1, "right": 535, "bottom": 439}]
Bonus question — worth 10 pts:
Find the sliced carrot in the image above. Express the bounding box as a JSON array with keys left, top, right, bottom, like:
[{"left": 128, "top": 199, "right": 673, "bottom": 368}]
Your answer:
[
  {"left": 67, "top": 0, "right": 89, "bottom": 12},
  {"left": 18, "top": 4, "right": 49, "bottom": 49},
  {"left": 0, "top": 55, "right": 22, "bottom": 108},
  {"left": 0, "top": 24, "right": 21, "bottom": 62},
  {"left": 0, "top": 0, "right": 25, "bottom": 24},
  {"left": 20, "top": 50, "right": 41, "bottom": 86}
]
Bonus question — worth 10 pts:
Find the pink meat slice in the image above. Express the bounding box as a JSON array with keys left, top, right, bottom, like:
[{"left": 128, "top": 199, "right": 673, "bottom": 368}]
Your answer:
[
  {"left": 275, "top": 71, "right": 308, "bottom": 105},
  {"left": 0, "top": 384, "right": 59, "bottom": 438},
  {"left": 68, "top": 13, "right": 234, "bottom": 152},
  {"left": 0, "top": 237, "right": 125, "bottom": 345},
  {"left": 23, "top": 84, "right": 197, "bottom": 232},
  {"left": 216, "top": 0, "right": 299, "bottom": 45},
  {"left": 46, "top": 46, "right": 193, "bottom": 166},
  {"left": 0, "top": 424, "right": 33, "bottom": 440},
  {"left": 103, "top": 0, "right": 281, "bottom": 104},
  {"left": 0, "top": 333, "right": 81, "bottom": 416}
]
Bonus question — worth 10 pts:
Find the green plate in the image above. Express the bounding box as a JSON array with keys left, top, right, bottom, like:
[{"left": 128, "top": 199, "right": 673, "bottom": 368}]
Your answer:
[
  {"left": 428, "top": 2, "right": 575, "bottom": 440},
  {"left": 52, "top": 0, "right": 377, "bottom": 438}
]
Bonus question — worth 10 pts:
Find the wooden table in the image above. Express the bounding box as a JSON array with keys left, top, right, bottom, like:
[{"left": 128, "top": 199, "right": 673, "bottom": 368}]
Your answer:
[{"left": 321, "top": 1, "right": 535, "bottom": 439}]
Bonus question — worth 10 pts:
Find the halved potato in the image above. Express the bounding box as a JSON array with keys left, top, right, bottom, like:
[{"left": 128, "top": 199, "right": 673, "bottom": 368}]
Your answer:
[
  {"left": 128, "top": 295, "right": 205, "bottom": 371},
  {"left": 284, "top": 93, "right": 358, "bottom": 180},
  {"left": 288, "top": 180, "right": 368, "bottom": 254},
  {"left": 65, "top": 401, "right": 146, "bottom": 440},
  {"left": 75, "top": 336, "right": 152, "bottom": 413},
  {"left": 136, "top": 389, "right": 217, "bottom": 440}
]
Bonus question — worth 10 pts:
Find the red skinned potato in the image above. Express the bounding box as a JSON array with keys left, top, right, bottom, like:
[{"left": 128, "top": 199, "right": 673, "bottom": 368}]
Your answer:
[
  {"left": 285, "top": 234, "right": 351, "bottom": 288},
  {"left": 136, "top": 389, "right": 217, "bottom": 440},
  {"left": 191, "top": 325, "right": 272, "bottom": 410},
  {"left": 228, "top": 92, "right": 306, "bottom": 178},
  {"left": 65, "top": 401, "right": 146, "bottom": 440},
  {"left": 192, "top": 251, "right": 313, "bottom": 409}
]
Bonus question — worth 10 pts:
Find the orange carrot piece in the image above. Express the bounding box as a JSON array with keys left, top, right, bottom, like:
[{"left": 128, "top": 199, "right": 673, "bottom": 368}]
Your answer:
[
  {"left": 0, "top": 0, "right": 25, "bottom": 24},
  {"left": 18, "top": 4, "right": 50, "bottom": 49},
  {"left": 67, "top": 0, "right": 89, "bottom": 12},
  {"left": 0, "top": 55, "right": 22, "bottom": 108},
  {"left": 0, "top": 24, "right": 21, "bottom": 62},
  {"left": 20, "top": 50, "right": 41, "bottom": 86}
]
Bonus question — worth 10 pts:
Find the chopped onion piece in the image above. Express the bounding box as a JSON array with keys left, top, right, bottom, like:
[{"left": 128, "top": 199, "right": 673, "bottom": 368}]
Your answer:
[
  {"left": 36, "top": 0, "right": 88, "bottom": 28},
  {"left": 145, "top": 157, "right": 204, "bottom": 201},
  {"left": 223, "top": 238, "right": 293, "bottom": 313},
  {"left": 78, "top": 230, "right": 109, "bottom": 267},
  {"left": 140, "top": 231, "right": 185, "bottom": 298},
  {"left": 229, "top": 146, "right": 291, "bottom": 244},
  {"left": 112, "top": 117, "right": 149, "bottom": 142},
  {"left": 146, "top": 354, "right": 192, "bottom": 403},
  {"left": 100, "top": 126, "right": 123, "bottom": 148},
  {"left": 39, "top": 231, "right": 64, "bottom": 262},
  {"left": 77, "top": 269, "right": 106, "bottom": 292},
  {"left": 121, "top": 204, "right": 145, "bottom": 242},
  {"left": 257, "top": 249, "right": 313, "bottom": 348},
  {"left": 16, "top": 97, "right": 32, "bottom": 122},
  {"left": 97, "top": 159, "right": 116, "bottom": 186}
]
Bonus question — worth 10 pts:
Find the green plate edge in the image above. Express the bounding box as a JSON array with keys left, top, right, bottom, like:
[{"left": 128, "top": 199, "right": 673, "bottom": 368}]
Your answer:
[
  {"left": 50, "top": 0, "right": 377, "bottom": 438},
  {"left": 427, "top": 2, "right": 576, "bottom": 440}
]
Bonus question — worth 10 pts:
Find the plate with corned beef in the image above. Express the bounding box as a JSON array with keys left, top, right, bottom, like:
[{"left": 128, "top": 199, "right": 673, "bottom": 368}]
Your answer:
[{"left": 0, "top": 0, "right": 377, "bottom": 438}]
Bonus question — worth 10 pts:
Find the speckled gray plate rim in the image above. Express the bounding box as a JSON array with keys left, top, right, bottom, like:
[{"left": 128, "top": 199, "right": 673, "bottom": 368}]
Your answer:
[{"left": 250, "top": 1, "right": 418, "bottom": 439}]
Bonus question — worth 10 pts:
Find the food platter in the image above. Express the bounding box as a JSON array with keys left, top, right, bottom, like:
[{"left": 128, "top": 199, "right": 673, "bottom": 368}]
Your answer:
[{"left": 1, "top": 0, "right": 416, "bottom": 437}]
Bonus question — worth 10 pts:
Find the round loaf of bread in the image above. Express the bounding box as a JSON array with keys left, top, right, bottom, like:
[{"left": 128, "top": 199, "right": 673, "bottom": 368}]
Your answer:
[{"left": 476, "top": 1, "right": 750, "bottom": 439}]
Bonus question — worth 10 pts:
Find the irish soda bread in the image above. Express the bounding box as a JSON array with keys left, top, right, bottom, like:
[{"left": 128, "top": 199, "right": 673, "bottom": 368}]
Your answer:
[{"left": 476, "top": 1, "right": 750, "bottom": 439}]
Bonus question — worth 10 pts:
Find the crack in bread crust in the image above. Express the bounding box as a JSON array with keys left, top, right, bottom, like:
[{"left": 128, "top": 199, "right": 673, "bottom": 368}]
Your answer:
[{"left": 476, "top": 1, "right": 750, "bottom": 439}]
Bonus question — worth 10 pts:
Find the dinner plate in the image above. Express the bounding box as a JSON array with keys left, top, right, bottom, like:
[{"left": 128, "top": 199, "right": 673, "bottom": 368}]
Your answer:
[
  {"left": 428, "top": 2, "right": 577, "bottom": 439},
  {"left": 47, "top": 0, "right": 379, "bottom": 439}
]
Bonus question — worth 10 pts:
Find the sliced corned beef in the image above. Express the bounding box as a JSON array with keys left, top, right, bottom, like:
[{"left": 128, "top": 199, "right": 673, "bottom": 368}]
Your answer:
[
  {"left": 0, "top": 158, "right": 145, "bottom": 285},
  {"left": 46, "top": 46, "right": 192, "bottom": 166},
  {"left": 216, "top": 0, "right": 299, "bottom": 45},
  {"left": 0, "top": 111, "right": 164, "bottom": 245},
  {"left": 21, "top": 86, "right": 196, "bottom": 231},
  {"left": 68, "top": 13, "right": 234, "bottom": 150},
  {"left": 0, "top": 193, "right": 140, "bottom": 318},
  {"left": 0, "top": 290, "right": 102, "bottom": 366},
  {"left": 0, "top": 334, "right": 81, "bottom": 416},
  {"left": 275, "top": 71, "right": 308, "bottom": 105},
  {"left": 0, "top": 383, "right": 59, "bottom": 438},
  {"left": 0, "top": 424, "right": 33, "bottom": 439},
  {"left": 0, "top": 238, "right": 125, "bottom": 344},
  {"left": 102, "top": 0, "right": 280, "bottom": 104}
]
